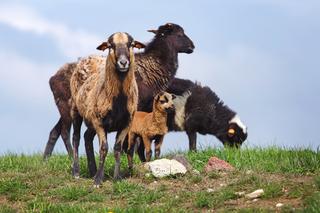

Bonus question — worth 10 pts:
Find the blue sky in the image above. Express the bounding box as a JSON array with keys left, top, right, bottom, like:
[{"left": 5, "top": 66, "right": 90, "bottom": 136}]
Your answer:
[{"left": 0, "top": 0, "right": 319, "bottom": 155}]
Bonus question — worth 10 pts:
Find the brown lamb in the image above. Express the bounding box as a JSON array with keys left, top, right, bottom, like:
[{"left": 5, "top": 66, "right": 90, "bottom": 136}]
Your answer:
[
  {"left": 127, "top": 92, "right": 176, "bottom": 168},
  {"left": 70, "top": 32, "right": 144, "bottom": 187}
]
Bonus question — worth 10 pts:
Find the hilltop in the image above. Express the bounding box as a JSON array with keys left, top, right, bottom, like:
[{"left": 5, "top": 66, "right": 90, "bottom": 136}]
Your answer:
[{"left": 0, "top": 147, "right": 319, "bottom": 212}]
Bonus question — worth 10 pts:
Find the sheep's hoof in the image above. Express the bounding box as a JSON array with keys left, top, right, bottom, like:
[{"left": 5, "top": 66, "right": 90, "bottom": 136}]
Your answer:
[{"left": 113, "top": 175, "right": 122, "bottom": 181}]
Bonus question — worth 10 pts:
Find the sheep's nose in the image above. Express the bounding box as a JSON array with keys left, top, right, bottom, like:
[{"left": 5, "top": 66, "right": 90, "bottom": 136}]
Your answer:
[{"left": 119, "top": 59, "right": 128, "bottom": 67}]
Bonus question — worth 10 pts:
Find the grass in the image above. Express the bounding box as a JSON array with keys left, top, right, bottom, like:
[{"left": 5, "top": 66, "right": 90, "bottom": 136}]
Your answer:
[{"left": 0, "top": 147, "right": 319, "bottom": 212}]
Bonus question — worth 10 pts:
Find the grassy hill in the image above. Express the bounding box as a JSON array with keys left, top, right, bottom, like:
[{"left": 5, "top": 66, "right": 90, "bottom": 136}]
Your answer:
[{"left": 0, "top": 147, "right": 319, "bottom": 212}]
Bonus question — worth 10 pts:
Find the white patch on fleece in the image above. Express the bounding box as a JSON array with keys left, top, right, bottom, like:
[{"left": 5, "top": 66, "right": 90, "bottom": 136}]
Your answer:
[
  {"left": 173, "top": 91, "right": 192, "bottom": 130},
  {"left": 229, "top": 114, "right": 247, "bottom": 134}
]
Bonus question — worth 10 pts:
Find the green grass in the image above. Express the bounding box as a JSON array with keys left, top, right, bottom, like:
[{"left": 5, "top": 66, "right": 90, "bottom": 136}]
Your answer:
[
  {"left": 0, "top": 147, "right": 319, "bottom": 212},
  {"left": 186, "top": 147, "right": 320, "bottom": 174}
]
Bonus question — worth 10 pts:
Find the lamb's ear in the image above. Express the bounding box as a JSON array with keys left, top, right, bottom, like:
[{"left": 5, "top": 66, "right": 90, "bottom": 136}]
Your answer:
[
  {"left": 96, "top": 41, "right": 111, "bottom": 51},
  {"left": 155, "top": 92, "right": 164, "bottom": 101},
  {"left": 133, "top": 41, "right": 146, "bottom": 49}
]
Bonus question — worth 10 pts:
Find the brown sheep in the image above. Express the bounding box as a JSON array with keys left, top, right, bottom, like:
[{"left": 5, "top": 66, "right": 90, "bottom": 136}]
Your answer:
[
  {"left": 43, "top": 23, "right": 195, "bottom": 162},
  {"left": 127, "top": 92, "right": 176, "bottom": 168},
  {"left": 70, "top": 32, "right": 144, "bottom": 187}
]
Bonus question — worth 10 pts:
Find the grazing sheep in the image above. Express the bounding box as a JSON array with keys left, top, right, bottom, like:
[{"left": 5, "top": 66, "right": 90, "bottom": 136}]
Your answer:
[
  {"left": 44, "top": 23, "right": 195, "bottom": 164},
  {"left": 127, "top": 92, "right": 175, "bottom": 168},
  {"left": 137, "top": 78, "right": 248, "bottom": 161},
  {"left": 169, "top": 78, "right": 248, "bottom": 149},
  {"left": 70, "top": 32, "right": 144, "bottom": 187}
]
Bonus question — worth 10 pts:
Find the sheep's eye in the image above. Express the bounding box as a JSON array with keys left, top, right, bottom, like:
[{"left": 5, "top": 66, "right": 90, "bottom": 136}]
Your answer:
[{"left": 160, "top": 100, "right": 166, "bottom": 104}]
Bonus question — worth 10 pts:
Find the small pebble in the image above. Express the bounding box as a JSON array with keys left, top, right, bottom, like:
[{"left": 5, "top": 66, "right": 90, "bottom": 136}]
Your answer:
[
  {"left": 207, "top": 188, "right": 214, "bottom": 193},
  {"left": 192, "top": 169, "right": 200, "bottom": 175},
  {"left": 246, "top": 170, "right": 253, "bottom": 175},
  {"left": 276, "top": 203, "right": 284, "bottom": 208},
  {"left": 235, "top": 191, "right": 246, "bottom": 196},
  {"left": 245, "top": 189, "right": 264, "bottom": 199}
]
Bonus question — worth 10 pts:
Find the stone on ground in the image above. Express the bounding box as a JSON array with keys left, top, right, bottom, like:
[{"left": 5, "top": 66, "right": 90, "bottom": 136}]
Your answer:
[
  {"left": 276, "top": 203, "right": 284, "bottom": 208},
  {"left": 144, "top": 158, "right": 187, "bottom": 178},
  {"left": 205, "top": 157, "right": 235, "bottom": 173},
  {"left": 245, "top": 189, "right": 264, "bottom": 199}
]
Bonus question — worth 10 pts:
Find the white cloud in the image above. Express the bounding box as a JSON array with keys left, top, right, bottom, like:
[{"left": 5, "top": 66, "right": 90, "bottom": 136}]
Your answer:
[{"left": 0, "top": 3, "right": 101, "bottom": 59}]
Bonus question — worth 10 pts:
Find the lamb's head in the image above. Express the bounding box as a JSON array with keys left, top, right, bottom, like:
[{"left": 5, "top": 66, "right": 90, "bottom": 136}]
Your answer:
[
  {"left": 154, "top": 92, "right": 176, "bottom": 113},
  {"left": 148, "top": 23, "right": 195, "bottom": 54},
  {"left": 217, "top": 115, "right": 248, "bottom": 148},
  {"left": 97, "top": 32, "right": 145, "bottom": 73}
]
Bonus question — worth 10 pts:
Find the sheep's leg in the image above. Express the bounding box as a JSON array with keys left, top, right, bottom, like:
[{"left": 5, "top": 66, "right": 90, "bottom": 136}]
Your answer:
[
  {"left": 61, "top": 120, "right": 73, "bottom": 158},
  {"left": 127, "top": 133, "right": 135, "bottom": 170},
  {"left": 72, "top": 113, "right": 83, "bottom": 178},
  {"left": 142, "top": 135, "right": 152, "bottom": 162},
  {"left": 154, "top": 135, "right": 164, "bottom": 159},
  {"left": 137, "top": 137, "right": 146, "bottom": 162},
  {"left": 43, "top": 118, "right": 62, "bottom": 160},
  {"left": 84, "top": 128, "right": 97, "bottom": 178},
  {"left": 114, "top": 127, "right": 129, "bottom": 180},
  {"left": 93, "top": 125, "right": 108, "bottom": 187},
  {"left": 187, "top": 131, "right": 197, "bottom": 152},
  {"left": 121, "top": 135, "right": 129, "bottom": 155}
]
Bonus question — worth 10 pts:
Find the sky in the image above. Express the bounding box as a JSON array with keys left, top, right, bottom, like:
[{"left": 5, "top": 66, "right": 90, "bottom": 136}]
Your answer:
[{"left": 0, "top": 0, "right": 319, "bottom": 155}]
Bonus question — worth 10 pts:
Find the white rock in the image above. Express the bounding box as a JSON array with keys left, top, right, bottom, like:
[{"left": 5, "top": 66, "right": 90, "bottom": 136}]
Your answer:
[
  {"left": 235, "top": 191, "right": 246, "bottom": 196},
  {"left": 245, "top": 189, "right": 264, "bottom": 199},
  {"left": 252, "top": 198, "right": 259, "bottom": 202},
  {"left": 246, "top": 170, "right": 253, "bottom": 175},
  {"left": 276, "top": 203, "right": 284, "bottom": 208},
  {"left": 144, "top": 159, "right": 187, "bottom": 178},
  {"left": 207, "top": 188, "right": 214, "bottom": 193},
  {"left": 192, "top": 169, "right": 201, "bottom": 175}
]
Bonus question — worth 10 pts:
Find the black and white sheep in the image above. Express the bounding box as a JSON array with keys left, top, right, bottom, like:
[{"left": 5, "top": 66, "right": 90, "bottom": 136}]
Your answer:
[{"left": 137, "top": 78, "right": 248, "bottom": 161}]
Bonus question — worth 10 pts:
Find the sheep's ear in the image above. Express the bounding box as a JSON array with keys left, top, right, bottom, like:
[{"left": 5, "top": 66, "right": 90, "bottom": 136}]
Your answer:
[
  {"left": 96, "top": 41, "right": 111, "bottom": 51},
  {"left": 154, "top": 94, "right": 159, "bottom": 102},
  {"left": 147, "top": 29, "right": 158, "bottom": 34},
  {"left": 133, "top": 41, "right": 146, "bottom": 49}
]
